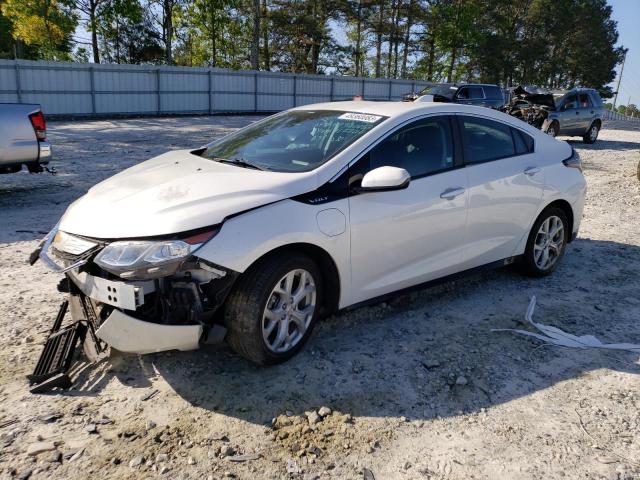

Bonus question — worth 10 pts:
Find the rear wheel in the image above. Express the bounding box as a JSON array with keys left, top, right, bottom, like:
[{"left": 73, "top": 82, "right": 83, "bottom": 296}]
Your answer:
[
  {"left": 521, "top": 207, "right": 569, "bottom": 277},
  {"left": 223, "top": 253, "right": 322, "bottom": 365},
  {"left": 583, "top": 123, "right": 599, "bottom": 144}
]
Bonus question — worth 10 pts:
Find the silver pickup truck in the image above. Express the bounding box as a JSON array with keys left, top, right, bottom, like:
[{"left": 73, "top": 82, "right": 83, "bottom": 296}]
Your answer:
[{"left": 0, "top": 103, "right": 52, "bottom": 174}]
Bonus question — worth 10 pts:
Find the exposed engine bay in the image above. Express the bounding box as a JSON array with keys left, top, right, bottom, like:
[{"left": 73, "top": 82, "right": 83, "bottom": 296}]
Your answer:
[{"left": 501, "top": 85, "right": 558, "bottom": 129}]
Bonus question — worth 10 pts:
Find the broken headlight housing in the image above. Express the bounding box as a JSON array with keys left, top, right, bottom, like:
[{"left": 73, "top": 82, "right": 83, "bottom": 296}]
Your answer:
[{"left": 94, "top": 229, "right": 218, "bottom": 280}]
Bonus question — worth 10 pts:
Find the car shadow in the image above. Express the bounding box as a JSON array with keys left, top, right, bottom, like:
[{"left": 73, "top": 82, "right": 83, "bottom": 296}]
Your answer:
[
  {"left": 568, "top": 138, "right": 640, "bottom": 150},
  {"left": 68, "top": 237, "right": 640, "bottom": 424}
]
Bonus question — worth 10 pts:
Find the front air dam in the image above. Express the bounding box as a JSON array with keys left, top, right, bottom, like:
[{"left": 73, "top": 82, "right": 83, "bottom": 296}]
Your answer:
[{"left": 96, "top": 309, "right": 203, "bottom": 354}]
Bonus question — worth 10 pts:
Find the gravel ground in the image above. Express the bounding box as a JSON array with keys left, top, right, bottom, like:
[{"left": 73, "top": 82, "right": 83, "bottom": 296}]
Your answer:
[{"left": 0, "top": 116, "right": 639, "bottom": 480}]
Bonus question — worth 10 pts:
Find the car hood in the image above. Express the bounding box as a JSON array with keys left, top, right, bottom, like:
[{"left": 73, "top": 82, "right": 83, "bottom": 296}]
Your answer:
[
  {"left": 59, "top": 149, "right": 316, "bottom": 239},
  {"left": 511, "top": 85, "right": 556, "bottom": 110}
]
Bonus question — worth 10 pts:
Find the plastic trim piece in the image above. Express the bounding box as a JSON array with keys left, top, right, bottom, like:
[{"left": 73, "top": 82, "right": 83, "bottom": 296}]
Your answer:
[{"left": 95, "top": 309, "right": 202, "bottom": 354}]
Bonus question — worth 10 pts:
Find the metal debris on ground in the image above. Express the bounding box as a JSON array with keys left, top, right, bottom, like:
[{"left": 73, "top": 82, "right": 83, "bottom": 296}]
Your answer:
[{"left": 493, "top": 296, "right": 640, "bottom": 353}]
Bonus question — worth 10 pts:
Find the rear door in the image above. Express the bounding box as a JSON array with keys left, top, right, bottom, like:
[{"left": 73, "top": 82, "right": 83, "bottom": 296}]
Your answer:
[
  {"left": 457, "top": 115, "right": 544, "bottom": 269},
  {"left": 347, "top": 115, "right": 469, "bottom": 303}
]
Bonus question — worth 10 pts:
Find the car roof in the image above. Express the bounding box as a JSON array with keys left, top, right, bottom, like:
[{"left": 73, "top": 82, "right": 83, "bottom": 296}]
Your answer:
[{"left": 290, "top": 100, "right": 509, "bottom": 119}]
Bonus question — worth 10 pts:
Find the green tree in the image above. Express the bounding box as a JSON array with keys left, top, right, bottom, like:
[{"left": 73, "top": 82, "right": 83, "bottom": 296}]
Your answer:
[{"left": 1, "top": 0, "right": 77, "bottom": 60}]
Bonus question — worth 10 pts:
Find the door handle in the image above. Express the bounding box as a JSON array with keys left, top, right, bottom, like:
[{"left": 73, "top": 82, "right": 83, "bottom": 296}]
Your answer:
[
  {"left": 440, "top": 187, "right": 465, "bottom": 200},
  {"left": 524, "top": 167, "right": 540, "bottom": 176}
]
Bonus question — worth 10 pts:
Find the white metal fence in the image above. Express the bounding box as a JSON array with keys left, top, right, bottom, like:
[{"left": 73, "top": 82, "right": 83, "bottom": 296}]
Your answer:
[
  {"left": 0, "top": 60, "right": 431, "bottom": 117},
  {"left": 603, "top": 109, "right": 640, "bottom": 123}
]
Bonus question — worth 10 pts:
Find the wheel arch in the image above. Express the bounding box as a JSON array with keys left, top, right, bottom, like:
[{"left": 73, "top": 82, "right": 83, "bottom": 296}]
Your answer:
[
  {"left": 541, "top": 199, "right": 575, "bottom": 242},
  {"left": 241, "top": 242, "right": 341, "bottom": 317}
]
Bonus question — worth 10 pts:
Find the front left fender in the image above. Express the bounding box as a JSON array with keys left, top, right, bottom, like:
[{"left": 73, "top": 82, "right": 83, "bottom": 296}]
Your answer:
[{"left": 194, "top": 199, "right": 352, "bottom": 308}]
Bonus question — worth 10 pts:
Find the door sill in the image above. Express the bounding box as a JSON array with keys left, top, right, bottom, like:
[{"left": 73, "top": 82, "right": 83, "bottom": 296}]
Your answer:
[{"left": 342, "top": 256, "right": 522, "bottom": 312}]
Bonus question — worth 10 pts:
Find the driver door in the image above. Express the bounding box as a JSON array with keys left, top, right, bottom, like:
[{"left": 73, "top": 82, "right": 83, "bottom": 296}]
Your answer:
[{"left": 347, "top": 116, "right": 469, "bottom": 304}]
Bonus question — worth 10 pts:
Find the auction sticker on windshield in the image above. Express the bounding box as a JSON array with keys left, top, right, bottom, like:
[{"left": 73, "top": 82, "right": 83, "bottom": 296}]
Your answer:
[{"left": 339, "top": 112, "right": 383, "bottom": 123}]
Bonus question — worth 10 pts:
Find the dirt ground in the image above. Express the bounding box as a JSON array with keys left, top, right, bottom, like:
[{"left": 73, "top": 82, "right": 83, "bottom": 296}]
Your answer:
[{"left": 0, "top": 115, "right": 639, "bottom": 480}]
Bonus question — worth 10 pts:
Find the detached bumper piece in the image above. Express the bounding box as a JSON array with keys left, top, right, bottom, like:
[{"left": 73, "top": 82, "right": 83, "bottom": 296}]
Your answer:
[
  {"left": 28, "top": 301, "right": 86, "bottom": 393},
  {"left": 28, "top": 297, "right": 103, "bottom": 394}
]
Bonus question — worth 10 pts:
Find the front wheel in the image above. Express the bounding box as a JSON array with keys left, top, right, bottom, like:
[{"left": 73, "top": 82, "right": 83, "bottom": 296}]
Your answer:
[
  {"left": 545, "top": 121, "right": 559, "bottom": 138},
  {"left": 521, "top": 207, "right": 569, "bottom": 277},
  {"left": 223, "top": 253, "right": 322, "bottom": 365}
]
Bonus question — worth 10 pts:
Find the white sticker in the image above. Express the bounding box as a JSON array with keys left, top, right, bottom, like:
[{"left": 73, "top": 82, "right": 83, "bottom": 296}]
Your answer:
[{"left": 338, "top": 112, "right": 382, "bottom": 123}]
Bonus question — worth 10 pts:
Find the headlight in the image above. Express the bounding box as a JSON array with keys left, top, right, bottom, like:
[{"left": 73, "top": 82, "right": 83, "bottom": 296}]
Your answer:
[{"left": 94, "top": 229, "right": 218, "bottom": 279}]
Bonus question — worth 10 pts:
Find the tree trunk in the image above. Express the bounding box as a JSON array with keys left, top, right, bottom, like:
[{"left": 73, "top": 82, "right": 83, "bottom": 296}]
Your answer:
[
  {"left": 447, "top": 47, "right": 456, "bottom": 82},
  {"left": 89, "top": 0, "right": 100, "bottom": 63},
  {"left": 427, "top": 35, "right": 435, "bottom": 81},
  {"left": 210, "top": 8, "right": 217, "bottom": 67},
  {"left": 400, "top": 0, "right": 414, "bottom": 78},
  {"left": 386, "top": 0, "right": 397, "bottom": 78},
  {"left": 261, "top": 0, "right": 270, "bottom": 70},
  {"left": 392, "top": 3, "right": 400, "bottom": 78},
  {"left": 250, "top": 0, "right": 260, "bottom": 69},
  {"left": 354, "top": 0, "right": 362, "bottom": 77},
  {"left": 163, "top": 0, "right": 173, "bottom": 64},
  {"left": 375, "top": 1, "right": 384, "bottom": 78}
]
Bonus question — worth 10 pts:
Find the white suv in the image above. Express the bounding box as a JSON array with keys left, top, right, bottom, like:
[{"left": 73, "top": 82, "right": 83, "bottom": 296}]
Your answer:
[{"left": 37, "top": 101, "right": 586, "bottom": 365}]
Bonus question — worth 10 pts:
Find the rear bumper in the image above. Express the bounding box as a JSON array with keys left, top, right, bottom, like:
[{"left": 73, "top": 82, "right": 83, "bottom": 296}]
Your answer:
[{"left": 38, "top": 141, "right": 52, "bottom": 164}]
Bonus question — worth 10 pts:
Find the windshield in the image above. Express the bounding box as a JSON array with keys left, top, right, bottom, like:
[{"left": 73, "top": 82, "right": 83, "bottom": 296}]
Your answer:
[
  {"left": 201, "top": 110, "right": 387, "bottom": 172},
  {"left": 419, "top": 84, "right": 457, "bottom": 98}
]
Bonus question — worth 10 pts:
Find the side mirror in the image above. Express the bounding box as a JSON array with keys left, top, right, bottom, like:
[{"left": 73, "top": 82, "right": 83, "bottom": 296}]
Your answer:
[{"left": 358, "top": 166, "right": 411, "bottom": 192}]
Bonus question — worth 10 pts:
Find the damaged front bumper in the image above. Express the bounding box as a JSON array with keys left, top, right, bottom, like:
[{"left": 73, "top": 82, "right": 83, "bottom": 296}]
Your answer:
[
  {"left": 96, "top": 308, "right": 202, "bottom": 354},
  {"left": 28, "top": 228, "right": 236, "bottom": 392}
]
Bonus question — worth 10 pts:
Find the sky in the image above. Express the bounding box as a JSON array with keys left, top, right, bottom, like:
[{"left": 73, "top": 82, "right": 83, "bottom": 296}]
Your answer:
[{"left": 607, "top": 0, "right": 640, "bottom": 106}]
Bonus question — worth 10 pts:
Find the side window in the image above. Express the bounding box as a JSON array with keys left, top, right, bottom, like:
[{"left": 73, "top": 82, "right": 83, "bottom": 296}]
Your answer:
[
  {"left": 366, "top": 116, "right": 455, "bottom": 178},
  {"left": 512, "top": 128, "right": 534, "bottom": 154},
  {"left": 484, "top": 86, "right": 504, "bottom": 100},
  {"left": 456, "top": 87, "right": 469, "bottom": 99},
  {"left": 460, "top": 116, "right": 516, "bottom": 163},
  {"left": 467, "top": 87, "right": 484, "bottom": 99},
  {"left": 578, "top": 93, "right": 592, "bottom": 108},
  {"left": 563, "top": 94, "right": 578, "bottom": 110}
]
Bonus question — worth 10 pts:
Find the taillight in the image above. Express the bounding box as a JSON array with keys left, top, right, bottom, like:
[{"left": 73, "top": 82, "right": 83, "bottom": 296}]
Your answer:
[
  {"left": 562, "top": 149, "right": 582, "bottom": 172},
  {"left": 29, "top": 111, "right": 47, "bottom": 141}
]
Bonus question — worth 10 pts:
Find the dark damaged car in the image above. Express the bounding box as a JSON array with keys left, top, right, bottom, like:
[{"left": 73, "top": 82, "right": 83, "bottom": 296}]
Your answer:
[
  {"left": 402, "top": 83, "right": 505, "bottom": 109},
  {"left": 502, "top": 85, "right": 604, "bottom": 144}
]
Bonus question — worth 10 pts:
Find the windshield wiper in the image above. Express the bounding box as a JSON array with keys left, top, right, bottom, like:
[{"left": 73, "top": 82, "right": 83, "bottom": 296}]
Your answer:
[{"left": 216, "top": 158, "right": 265, "bottom": 171}]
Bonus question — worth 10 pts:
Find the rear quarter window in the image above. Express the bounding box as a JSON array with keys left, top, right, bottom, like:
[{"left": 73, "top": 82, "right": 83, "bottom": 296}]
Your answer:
[{"left": 512, "top": 128, "right": 534, "bottom": 154}]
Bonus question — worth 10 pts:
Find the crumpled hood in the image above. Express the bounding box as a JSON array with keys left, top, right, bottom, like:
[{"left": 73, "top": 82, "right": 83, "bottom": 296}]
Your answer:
[
  {"left": 59, "top": 149, "right": 316, "bottom": 239},
  {"left": 511, "top": 85, "right": 557, "bottom": 110}
]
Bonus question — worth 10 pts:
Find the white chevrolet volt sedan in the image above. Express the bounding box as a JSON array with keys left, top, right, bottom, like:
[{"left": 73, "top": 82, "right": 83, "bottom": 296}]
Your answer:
[{"left": 37, "top": 101, "right": 586, "bottom": 366}]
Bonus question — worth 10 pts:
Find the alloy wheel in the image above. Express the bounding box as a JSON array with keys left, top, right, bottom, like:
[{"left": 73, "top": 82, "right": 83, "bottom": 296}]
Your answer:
[
  {"left": 533, "top": 215, "right": 565, "bottom": 270},
  {"left": 589, "top": 125, "right": 598, "bottom": 142},
  {"left": 262, "top": 268, "right": 316, "bottom": 353}
]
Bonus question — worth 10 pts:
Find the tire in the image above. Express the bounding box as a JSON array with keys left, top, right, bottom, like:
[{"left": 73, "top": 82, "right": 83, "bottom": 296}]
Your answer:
[
  {"left": 583, "top": 122, "right": 599, "bottom": 144},
  {"left": 521, "top": 207, "right": 569, "bottom": 277},
  {"left": 223, "top": 252, "right": 323, "bottom": 365},
  {"left": 545, "top": 121, "right": 559, "bottom": 138}
]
